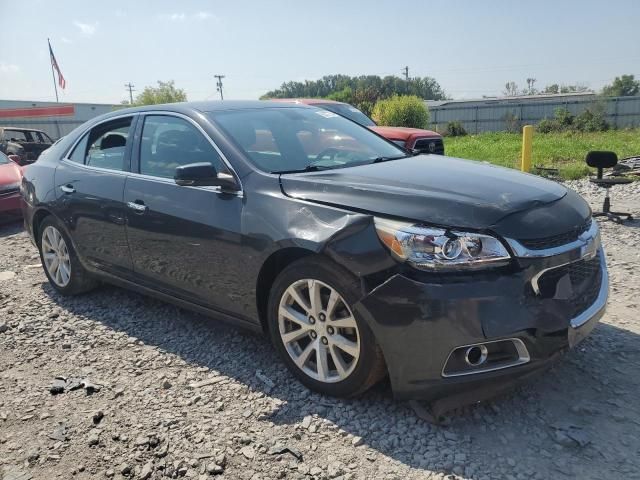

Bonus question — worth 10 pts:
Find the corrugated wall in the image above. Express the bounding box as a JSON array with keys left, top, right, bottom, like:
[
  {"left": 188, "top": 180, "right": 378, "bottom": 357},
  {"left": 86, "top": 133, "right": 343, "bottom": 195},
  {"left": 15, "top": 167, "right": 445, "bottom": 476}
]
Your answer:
[
  {"left": 0, "top": 100, "right": 118, "bottom": 139},
  {"left": 428, "top": 95, "right": 640, "bottom": 133}
]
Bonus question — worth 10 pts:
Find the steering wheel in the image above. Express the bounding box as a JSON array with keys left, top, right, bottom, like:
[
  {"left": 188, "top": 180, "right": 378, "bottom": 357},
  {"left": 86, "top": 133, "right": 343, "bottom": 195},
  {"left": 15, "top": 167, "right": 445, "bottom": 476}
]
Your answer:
[{"left": 314, "top": 148, "right": 342, "bottom": 163}]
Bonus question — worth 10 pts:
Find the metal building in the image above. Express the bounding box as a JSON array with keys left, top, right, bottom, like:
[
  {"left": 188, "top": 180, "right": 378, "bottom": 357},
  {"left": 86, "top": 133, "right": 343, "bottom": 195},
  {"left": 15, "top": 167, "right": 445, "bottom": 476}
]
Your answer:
[
  {"left": 0, "top": 99, "right": 118, "bottom": 140},
  {"left": 426, "top": 93, "right": 640, "bottom": 133}
]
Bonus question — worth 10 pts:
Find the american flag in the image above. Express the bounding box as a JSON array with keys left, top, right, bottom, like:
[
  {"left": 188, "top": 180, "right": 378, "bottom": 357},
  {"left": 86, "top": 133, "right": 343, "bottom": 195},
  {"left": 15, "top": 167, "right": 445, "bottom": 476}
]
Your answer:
[{"left": 48, "top": 40, "right": 66, "bottom": 90}]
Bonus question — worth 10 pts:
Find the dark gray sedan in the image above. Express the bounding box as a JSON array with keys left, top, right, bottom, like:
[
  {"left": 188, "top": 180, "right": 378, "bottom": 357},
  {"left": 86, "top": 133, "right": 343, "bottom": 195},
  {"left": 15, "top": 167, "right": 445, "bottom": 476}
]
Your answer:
[{"left": 20, "top": 101, "right": 607, "bottom": 408}]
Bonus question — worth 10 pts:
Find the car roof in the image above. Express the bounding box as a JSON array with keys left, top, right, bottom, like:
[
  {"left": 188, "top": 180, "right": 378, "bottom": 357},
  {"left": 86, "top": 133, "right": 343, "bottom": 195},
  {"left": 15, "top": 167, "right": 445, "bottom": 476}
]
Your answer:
[
  {"left": 268, "top": 98, "right": 345, "bottom": 106},
  {"left": 91, "top": 100, "right": 315, "bottom": 124},
  {"left": 1, "top": 127, "right": 47, "bottom": 133}
]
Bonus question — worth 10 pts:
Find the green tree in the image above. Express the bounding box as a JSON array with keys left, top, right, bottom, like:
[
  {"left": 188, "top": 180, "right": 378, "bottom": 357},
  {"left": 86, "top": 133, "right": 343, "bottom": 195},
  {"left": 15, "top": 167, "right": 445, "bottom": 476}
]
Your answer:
[
  {"left": 134, "top": 80, "right": 187, "bottom": 105},
  {"left": 544, "top": 83, "right": 588, "bottom": 94},
  {"left": 602, "top": 75, "right": 640, "bottom": 97},
  {"left": 371, "top": 95, "right": 429, "bottom": 128},
  {"left": 261, "top": 74, "right": 447, "bottom": 115}
]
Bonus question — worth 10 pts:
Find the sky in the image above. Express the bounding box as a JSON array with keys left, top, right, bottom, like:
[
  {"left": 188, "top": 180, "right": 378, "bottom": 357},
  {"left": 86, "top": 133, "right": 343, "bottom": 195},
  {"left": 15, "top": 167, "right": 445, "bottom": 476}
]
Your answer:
[{"left": 1, "top": 0, "right": 639, "bottom": 104}]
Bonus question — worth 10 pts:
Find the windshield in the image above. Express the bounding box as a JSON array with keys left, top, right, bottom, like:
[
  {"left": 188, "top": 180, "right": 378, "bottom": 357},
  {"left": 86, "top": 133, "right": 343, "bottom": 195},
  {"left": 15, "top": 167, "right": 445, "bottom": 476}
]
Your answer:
[
  {"left": 210, "top": 107, "right": 405, "bottom": 173},
  {"left": 318, "top": 103, "right": 376, "bottom": 127}
]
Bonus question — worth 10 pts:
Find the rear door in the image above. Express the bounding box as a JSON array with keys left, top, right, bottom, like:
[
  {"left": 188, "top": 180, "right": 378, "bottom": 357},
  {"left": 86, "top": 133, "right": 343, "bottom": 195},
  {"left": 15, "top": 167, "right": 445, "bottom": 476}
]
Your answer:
[
  {"left": 54, "top": 115, "right": 136, "bottom": 276},
  {"left": 123, "top": 113, "right": 245, "bottom": 314}
]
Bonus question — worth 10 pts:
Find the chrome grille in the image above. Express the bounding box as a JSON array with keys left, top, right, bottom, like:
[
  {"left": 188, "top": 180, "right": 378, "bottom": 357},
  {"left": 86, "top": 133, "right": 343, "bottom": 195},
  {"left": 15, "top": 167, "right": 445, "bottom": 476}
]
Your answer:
[{"left": 413, "top": 138, "right": 445, "bottom": 155}]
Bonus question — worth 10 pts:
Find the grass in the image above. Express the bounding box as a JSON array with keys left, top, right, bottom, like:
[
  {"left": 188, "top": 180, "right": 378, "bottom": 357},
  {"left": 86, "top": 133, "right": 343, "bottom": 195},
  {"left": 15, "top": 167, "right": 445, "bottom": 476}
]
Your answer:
[{"left": 444, "top": 129, "right": 640, "bottom": 180}]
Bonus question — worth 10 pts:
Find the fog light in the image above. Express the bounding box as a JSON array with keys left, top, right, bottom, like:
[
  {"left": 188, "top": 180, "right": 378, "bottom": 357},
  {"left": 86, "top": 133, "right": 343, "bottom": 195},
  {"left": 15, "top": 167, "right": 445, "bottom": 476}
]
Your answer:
[{"left": 464, "top": 345, "right": 488, "bottom": 366}]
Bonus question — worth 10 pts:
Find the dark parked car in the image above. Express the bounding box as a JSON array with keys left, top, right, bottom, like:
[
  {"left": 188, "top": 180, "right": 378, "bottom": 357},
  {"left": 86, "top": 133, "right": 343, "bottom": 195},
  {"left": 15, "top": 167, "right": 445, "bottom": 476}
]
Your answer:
[
  {"left": 21, "top": 101, "right": 607, "bottom": 407},
  {"left": 0, "top": 151, "right": 23, "bottom": 216},
  {"left": 0, "top": 127, "right": 55, "bottom": 165}
]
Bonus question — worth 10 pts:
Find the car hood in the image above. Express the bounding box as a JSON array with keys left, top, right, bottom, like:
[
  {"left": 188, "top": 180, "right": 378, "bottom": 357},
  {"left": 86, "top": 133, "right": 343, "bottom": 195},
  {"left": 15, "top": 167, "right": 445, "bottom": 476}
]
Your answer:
[
  {"left": 369, "top": 126, "right": 440, "bottom": 140},
  {"left": 0, "top": 162, "right": 22, "bottom": 185},
  {"left": 280, "top": 155, "right": 588, "bottom": 238}
]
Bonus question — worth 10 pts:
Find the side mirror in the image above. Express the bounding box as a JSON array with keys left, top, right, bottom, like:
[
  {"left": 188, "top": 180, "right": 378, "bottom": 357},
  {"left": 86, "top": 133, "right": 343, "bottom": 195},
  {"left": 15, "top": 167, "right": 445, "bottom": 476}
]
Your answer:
[
  {"left": 174, "top": 162, "right": 239, "bottom": 191},
  {"left": 8, "top": 154, "right": 23, "bottom": 164}
]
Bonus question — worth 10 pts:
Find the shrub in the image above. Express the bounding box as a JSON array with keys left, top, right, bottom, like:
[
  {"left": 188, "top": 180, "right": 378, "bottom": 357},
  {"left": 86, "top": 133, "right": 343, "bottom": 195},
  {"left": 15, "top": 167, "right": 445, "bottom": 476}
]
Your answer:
[
  {"left": 444, "top": 121, "right": 467, "bottom": 137},
  {"left": 371, "top": 95, "right": 429, "bottom": 128},
  {"left": 503, "top": 112, "right": 521, "bottom": 133},
  {"left": 574, "top": 108, "right": 609, "bottom": 132},
  {"left": 536, "top": 106, "right": 609, "bottom": 133},
  {"left": 536, "top": 118, "right": 558, "bottom": 134}
]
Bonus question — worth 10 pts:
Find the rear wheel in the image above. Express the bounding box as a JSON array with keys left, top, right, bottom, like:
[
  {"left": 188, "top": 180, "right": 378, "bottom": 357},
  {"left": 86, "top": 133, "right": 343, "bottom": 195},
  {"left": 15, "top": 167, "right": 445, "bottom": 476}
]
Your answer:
[
  {"left": 268, "top": 257, "right": 386, "bottom": 397},
  {"left": 38, "top": 216, "right": 98, "bottom": 295}
]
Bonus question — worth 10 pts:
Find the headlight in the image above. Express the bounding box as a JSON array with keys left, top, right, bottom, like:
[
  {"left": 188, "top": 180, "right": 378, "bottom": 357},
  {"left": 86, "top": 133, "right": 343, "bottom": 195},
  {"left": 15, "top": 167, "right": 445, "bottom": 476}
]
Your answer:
[{"left": 374, "top": 218, "right": 511, "bottom": 271}]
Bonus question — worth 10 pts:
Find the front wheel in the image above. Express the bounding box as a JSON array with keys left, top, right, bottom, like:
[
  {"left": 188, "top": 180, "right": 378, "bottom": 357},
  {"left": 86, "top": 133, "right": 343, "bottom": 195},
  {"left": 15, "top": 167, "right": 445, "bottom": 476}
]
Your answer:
[{"left": 268, "top": 257, "right": 386, "bottom": 397}]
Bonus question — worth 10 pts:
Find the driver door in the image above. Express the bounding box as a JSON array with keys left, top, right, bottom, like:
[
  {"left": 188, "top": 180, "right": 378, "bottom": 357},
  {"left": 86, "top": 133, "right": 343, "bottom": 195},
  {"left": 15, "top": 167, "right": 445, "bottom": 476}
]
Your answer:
[{"left": 124, "top": 113, "right": 246, "bottom": 315}]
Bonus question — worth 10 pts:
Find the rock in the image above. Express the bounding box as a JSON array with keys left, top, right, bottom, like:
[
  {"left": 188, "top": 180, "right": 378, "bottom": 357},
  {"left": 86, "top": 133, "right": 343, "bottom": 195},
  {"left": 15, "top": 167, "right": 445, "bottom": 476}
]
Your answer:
[
  {"left": 135, "top": 435, "right": 150, "bottom": 447},
  {"left": 139, "top": 461, "right": 153, "bottom": 480},
  {"left": 207, "top": 463, "right": 224, "bottom": 475},
  {"left": 161, "top": 379, "right": 172, "bottom": 389},
  {"left": 351, "top": 436, "right": 364, "bottom": 447},
  {"left": 0, "top": 271, "right": 16, "bottom": 281},
  {"left": 310, "top": 467, "right": 323, "bottom": 476},
  {"left": 327, "top": 462, "right": 344, "bottom": 478},
  {"left": 48, "top": 423, "right": 68, "bottom": 442},
  {"left": 302, "top": 415, "right": 312, "bottom": 429},
  {"left": 2, "top": 468, "right": 33, "bottom": 480},
  {"left": 88, "top": 431, "right": 100, "bottom": 446},
  {"left": 93, "top": 411, "right": 104, "bottom": 424},
  {"left": 240, "top": 446, "right": 255, "bottom": 459},
  {"left": 119, "top": 463, "right": 131, "bottom": 475},
  {"left": 0, "top": 323, "right": 8, "bottom": 333}
]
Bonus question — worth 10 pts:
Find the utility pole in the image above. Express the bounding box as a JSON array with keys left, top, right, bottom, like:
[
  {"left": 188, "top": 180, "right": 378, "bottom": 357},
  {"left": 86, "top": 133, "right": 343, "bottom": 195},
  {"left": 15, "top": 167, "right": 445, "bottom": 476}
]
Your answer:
[
  {"left": 402, "top": 66, "right": 409, "bottom": 82},
  {"left": 214, "top": 74, "right": 225, "bottom": 100},
  {"left": 124, "top": 83, "right": 135, "bottom": 104}
]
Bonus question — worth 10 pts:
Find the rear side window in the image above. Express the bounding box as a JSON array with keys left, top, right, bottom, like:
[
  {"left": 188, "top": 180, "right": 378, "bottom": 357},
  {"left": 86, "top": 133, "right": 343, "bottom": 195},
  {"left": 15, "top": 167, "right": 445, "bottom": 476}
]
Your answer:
[
  {"left": 66, "top": 117, "right": 133, "bottom": 170},
  {"left": 68, "top": 134, "right": 89, "bottom": 164},
  {"left": 139, "top": 115, "right": 225, "bottom": 178}
]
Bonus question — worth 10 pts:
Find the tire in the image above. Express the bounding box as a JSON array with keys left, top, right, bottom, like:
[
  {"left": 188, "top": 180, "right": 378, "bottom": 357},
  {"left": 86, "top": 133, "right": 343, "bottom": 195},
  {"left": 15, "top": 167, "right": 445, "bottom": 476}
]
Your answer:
[
  {"left": 267, "top": 256, "right": 386, "bottom": 397},
  {"left": 37, "top": 216, "right": 98, "bottom": 295}
]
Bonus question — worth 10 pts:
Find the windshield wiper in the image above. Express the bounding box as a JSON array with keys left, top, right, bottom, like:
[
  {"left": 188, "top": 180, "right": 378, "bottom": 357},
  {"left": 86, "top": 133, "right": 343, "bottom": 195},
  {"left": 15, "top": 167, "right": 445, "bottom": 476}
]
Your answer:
[
  {"left": 370, "top": 155, "right": 409, "bottom": 164},
  {"left": 273, "top": 165, "right": 329, "bottom": 174}
]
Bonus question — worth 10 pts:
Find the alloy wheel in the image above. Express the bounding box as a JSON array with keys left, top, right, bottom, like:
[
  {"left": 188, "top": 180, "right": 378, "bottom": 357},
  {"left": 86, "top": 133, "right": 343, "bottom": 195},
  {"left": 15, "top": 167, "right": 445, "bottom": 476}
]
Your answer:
[
  {"left": 278, "top": 279, "right": 360, "bottom": 383},
  {"left": 41, "top": 225, "right": 71, "bottom": 287}
]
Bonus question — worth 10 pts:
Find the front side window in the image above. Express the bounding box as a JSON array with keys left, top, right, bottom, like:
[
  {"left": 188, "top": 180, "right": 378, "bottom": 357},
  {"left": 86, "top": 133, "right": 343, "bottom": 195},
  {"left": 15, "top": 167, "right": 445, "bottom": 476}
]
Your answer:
[
  {"left": 84, "top": 117, "right": 132, "bottom": 171},
  {"left": 139, "top": 115, "right": 225, "bottom": 178},
  {"left": 210, "top": 107, "right": 405, "bottom": 173},
  {"left": 0, "top": 152, "right": 10, "bottom": 165}
]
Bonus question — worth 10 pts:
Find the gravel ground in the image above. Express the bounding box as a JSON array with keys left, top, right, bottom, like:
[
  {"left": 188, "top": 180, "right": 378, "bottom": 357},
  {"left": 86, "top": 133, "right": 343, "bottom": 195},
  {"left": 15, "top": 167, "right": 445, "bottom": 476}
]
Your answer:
[{"left": 1, "top": 179, "right": 639, "bottom": 480}]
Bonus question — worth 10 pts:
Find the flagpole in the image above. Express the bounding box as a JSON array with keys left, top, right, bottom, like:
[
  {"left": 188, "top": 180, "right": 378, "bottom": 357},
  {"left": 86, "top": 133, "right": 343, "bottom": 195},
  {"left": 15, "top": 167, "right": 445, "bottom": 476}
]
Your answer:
[{"left": 48, "top": 38, "right": 59, "bottom": 103}]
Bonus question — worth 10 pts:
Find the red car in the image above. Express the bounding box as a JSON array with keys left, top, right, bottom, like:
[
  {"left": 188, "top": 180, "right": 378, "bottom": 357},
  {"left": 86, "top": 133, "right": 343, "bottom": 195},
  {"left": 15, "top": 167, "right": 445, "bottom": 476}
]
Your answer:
[
  {"left": 0, "top": 151, "right": 23, "bottom": 216},
  {"left": 270, "top": 98, "right": 444, "bottom": 155}
]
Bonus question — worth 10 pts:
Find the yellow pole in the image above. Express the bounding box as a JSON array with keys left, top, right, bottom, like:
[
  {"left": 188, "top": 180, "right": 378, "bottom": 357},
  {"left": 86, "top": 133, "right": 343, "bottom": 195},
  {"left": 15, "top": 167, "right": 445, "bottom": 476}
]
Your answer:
[{"left": 521, "top": 125, "right": 533, "bottom": 172}]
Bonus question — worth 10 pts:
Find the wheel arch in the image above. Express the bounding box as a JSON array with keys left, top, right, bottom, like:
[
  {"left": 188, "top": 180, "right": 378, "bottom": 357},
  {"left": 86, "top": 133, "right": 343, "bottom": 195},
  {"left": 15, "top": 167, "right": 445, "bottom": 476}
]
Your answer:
[
  {"left": 32, "top": 208, "right": 53, "bottom": 246},
  {"left": 255, "top": 247, "right": 316, "bottom": 332}
]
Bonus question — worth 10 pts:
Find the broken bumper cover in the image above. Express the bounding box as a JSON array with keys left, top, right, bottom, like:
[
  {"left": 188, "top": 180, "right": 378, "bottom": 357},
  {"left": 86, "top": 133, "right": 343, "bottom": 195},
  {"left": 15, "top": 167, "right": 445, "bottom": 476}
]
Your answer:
[{"left": 354, "top": 247, "right": 608, "bottom": 405}]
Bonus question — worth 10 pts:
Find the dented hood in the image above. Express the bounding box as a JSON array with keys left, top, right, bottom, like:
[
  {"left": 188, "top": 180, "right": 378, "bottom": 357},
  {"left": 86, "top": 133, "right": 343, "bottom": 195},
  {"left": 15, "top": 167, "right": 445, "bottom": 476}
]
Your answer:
[{"left": 280, "top": 155, "right": 571, "bottom": 232}]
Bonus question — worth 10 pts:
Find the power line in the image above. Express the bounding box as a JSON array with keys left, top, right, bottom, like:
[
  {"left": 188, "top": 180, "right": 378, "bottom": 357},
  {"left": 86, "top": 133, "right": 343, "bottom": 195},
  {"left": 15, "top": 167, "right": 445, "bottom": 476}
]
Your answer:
[
  {"left": 214, "top": 74, "right": 225, "bottom": 100},
  {"left": 124, "top": 83, "right": 135, "bottom": 104}
]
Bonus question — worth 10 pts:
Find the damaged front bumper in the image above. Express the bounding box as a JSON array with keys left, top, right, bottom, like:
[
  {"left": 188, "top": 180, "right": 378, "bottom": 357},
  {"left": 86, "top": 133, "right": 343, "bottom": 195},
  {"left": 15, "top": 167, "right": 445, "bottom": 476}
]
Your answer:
[{"left": 354, "top": 222, "right": 608, "bottom": 408}]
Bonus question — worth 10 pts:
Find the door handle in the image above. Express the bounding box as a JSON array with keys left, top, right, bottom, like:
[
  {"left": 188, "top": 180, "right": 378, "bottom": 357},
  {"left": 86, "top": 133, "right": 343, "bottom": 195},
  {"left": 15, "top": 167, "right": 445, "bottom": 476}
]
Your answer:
[
  {"left": 59, "top": 184, "right": 75, "bottom": 194},
  {"left": 127, "top": 201, "right": 148, "bottom": 214}
]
